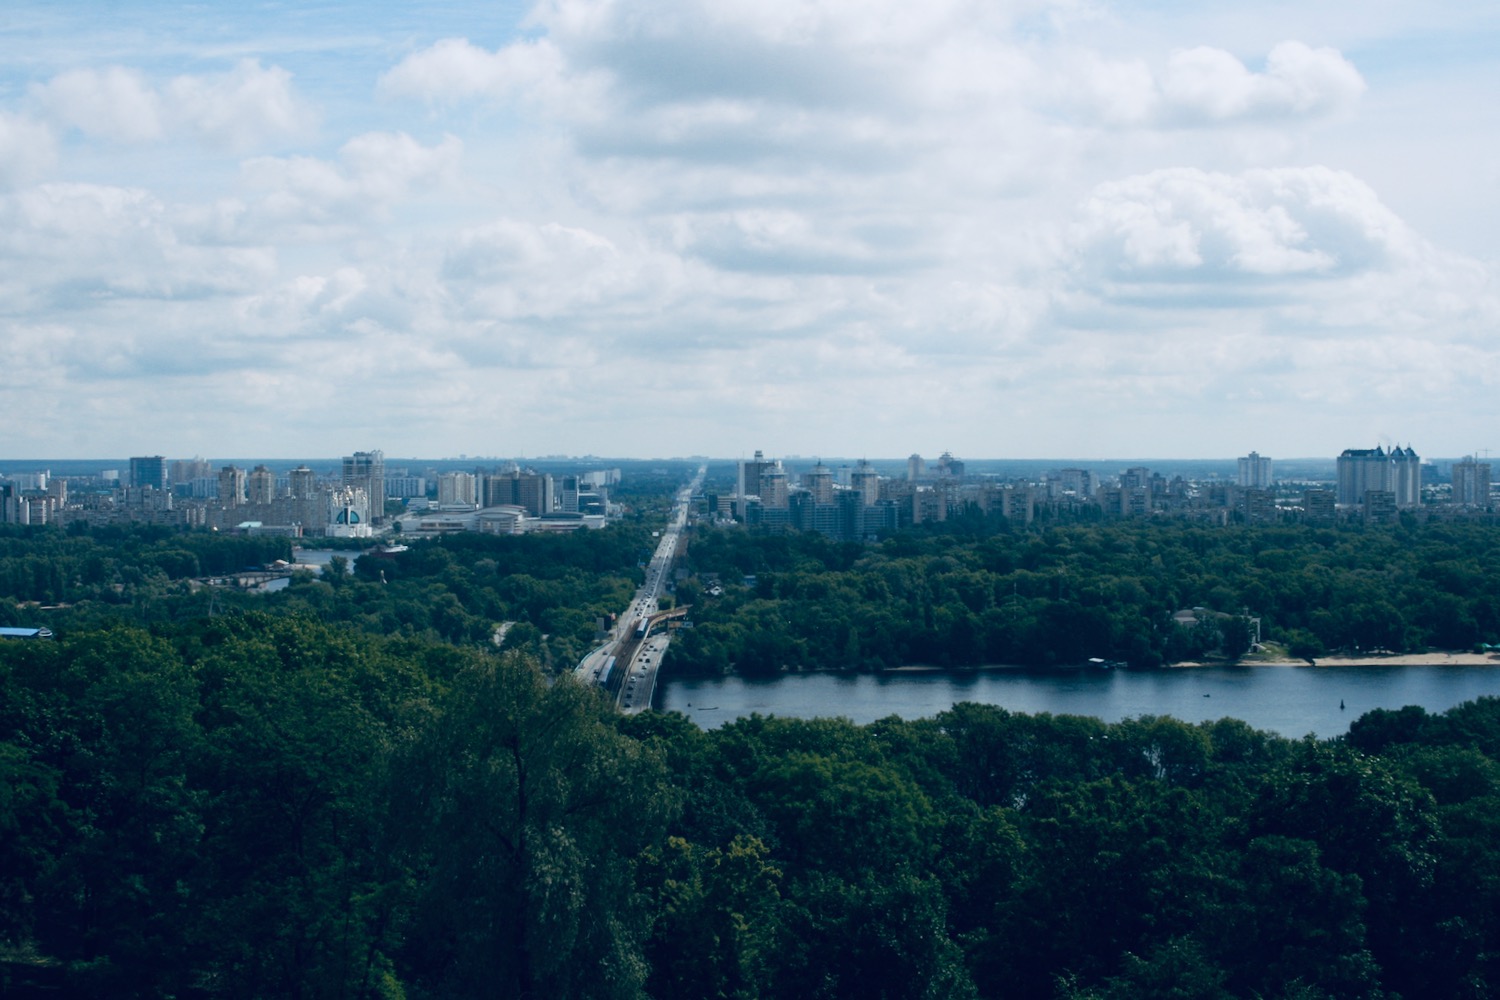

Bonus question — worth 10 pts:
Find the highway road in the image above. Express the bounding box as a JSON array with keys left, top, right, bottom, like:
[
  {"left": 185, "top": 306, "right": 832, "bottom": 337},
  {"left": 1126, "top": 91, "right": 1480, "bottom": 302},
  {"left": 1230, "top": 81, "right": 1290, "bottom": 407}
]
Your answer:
[{"left": 575, "top": 465, "right": 705, "bottom": 713}]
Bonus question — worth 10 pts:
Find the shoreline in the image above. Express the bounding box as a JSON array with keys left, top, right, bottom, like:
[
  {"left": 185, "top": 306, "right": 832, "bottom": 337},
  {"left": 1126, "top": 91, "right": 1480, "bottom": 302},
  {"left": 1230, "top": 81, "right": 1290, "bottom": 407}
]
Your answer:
[{"left": 705, "top": 651, "right": 1500, "bottom": 677}]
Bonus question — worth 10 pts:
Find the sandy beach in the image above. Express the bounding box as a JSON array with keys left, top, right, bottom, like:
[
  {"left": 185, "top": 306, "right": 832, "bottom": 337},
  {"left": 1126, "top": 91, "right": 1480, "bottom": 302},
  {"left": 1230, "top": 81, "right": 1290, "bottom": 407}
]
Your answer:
[{"left": 1185, "top": 651, "right": 1500, "bottom": 668}]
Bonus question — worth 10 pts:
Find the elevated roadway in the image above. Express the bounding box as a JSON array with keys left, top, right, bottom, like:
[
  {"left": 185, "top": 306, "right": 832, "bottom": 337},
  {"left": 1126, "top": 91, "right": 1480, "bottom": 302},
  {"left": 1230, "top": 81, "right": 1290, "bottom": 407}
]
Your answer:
[{"left": 574, "top": 465, "right": 704, "bottom": 713}]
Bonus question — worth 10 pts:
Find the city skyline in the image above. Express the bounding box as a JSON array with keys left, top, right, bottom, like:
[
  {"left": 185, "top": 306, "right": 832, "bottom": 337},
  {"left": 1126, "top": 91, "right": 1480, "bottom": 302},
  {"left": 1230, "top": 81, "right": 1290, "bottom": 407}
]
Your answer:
[{"left": 1, "top": 1, "right": 1497, "bottom": 460}]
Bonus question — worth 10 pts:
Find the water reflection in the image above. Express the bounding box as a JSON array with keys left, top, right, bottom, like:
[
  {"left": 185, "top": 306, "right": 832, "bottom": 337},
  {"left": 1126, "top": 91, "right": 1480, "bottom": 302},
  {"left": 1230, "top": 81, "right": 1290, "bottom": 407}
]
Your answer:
[{"left": 660, "top": 664, "right": 1500, "bottom": 738}]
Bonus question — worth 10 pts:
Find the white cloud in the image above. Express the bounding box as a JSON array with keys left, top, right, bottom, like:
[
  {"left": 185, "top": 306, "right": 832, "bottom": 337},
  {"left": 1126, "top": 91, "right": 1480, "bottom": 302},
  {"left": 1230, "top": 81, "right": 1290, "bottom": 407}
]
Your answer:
[
  {"left": 0, "top": 112, "right": 57, "bottom": 188},
  {"left": 0, "top": 182, "right": 277, "bottom": 308},
  {"left": 379, "top": 37, "right": 571, "bottom": 105},
  {"left": 1071, "top": 166, "right": 1411, "bottom": 281},
  {"left": 30, "top": 60, "right": 315, "bottom": 149},
  {"left": 165, "top": 59, "right": 318, "bottom": 149},
  {"left": 1159, "top": 41, "right": 1364, "bottom": 123},
  {"left": 33, "top": 66, "right": 164, "bottom": 142},
  {"left": 241, "top": 131, "right": 462, "bottom": 234}
]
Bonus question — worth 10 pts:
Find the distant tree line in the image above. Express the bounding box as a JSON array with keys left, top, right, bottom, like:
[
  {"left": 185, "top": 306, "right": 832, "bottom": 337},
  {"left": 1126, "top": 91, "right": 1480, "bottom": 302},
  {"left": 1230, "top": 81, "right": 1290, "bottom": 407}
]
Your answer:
[{"left": 4, "top": 615, "right": 1500, "bottom": 997}]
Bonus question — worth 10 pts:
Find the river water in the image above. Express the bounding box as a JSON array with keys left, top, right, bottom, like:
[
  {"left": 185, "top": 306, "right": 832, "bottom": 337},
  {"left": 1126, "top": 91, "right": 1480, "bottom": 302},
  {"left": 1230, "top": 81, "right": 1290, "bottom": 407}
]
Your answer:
[{"left": 658, "top": 663, "right": 1500, "bottom": 738}]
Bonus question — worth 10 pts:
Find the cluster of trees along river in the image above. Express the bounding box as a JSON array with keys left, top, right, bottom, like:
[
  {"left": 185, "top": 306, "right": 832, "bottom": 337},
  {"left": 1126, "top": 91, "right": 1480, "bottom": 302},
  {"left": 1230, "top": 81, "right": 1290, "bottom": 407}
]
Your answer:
[
  {"left": 668, "top": 517, "right": 1500, "bottom": 672},
  {"left": 2, "top": 510, "right": 1500, "bottom": 995}
]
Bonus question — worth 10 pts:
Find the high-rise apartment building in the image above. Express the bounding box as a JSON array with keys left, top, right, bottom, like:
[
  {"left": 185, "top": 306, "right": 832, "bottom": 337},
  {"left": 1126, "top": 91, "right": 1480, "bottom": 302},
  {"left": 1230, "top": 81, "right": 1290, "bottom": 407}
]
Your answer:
[
  {"left": 129, "top": 456, "right": 168, "bottom": 491},
  {"left": 1303, "top": 488, "right": 1336, "bottom": 523},
  {"left": 760, "top": 469, "right": 789, "bottom": 508},
  {"left": 1056, "top": 468, "right": 1096, "bottom": 498},
  {"left": 804, "top": 462, "right": 834, "bottom": 504},
  {"left": 343, "top": 450, "right": 385, "bottom": 522},
  {"left": 218, "top": 465, "right": 246, "bottom": 507},
  {"left": 850, "top": 460, "right": 881, "bottom": 506},
  {"left": 438, "top": 471, "right": 478, "bottom": 507},
  {"left": 936, "top": 452, "right": 965, "bottom": 477},
  {"left": 1237, "top": 452, "right": 1273, "bottom": 488},
  {"left": 288, "top": 466, "right": 317, "bottom": 499},
  {"left": 171, "top": 457, "right": 212, "bottom": 485},
  {"left": 1452, "top": 457, "right": 1492, "bottom": 506},
  {"left": 1337, "top": 446, "right": 1421, "bottom": 508},
  {"left": 247, "top": 465, "right": 276, "bottom": 505},
  {"left": 907, "top": 454, "right": 925, "bottom": 481}
]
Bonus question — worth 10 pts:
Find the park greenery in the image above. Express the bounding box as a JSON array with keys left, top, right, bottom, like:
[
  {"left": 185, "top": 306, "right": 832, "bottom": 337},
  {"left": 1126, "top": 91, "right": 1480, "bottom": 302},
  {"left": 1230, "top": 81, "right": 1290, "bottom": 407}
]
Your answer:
[
  {"left": 669, "top": 517, "right": 1500, "bottom": 672},
  {"left": 3, "top": 512, "right": 1500, "bottom": 995}
]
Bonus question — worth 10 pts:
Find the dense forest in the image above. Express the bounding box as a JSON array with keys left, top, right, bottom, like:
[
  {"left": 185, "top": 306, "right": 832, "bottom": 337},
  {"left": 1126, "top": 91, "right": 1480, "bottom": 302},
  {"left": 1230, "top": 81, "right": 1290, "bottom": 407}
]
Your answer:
[
  {"left": 3, "top": 615, "right": 1500, "bottom": 997},
  {"left": 0, "top": 520, "right": 660, "bottom": 669},
  {"left": 4, "top": 514, "right": 1500, "bottom": 995},
  {"left": 668, "top": 518, "right": 1500, "bottom": 672}
]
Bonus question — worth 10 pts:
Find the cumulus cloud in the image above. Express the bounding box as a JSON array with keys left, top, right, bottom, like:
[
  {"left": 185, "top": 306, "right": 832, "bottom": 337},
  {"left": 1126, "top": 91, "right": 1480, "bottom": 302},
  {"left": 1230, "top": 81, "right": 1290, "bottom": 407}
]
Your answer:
[
  {"left": 1071, "top": 166, "right": 1411, "bottom": 282},
  {"left": 166, "top": 60, "right": 318, "bottom": 149},
  {"left": 32, "top": 66, "right": 164, "bottom": 142},
  {"left": 0, "top": 182, "right": 276, "bottom": 308},
  {"left": 30, "top": 59, "right": 315, "bottom": 149},
  {"left": 1159, "top": 41, "right": 1365, "bottom": 124},
  {"left": 379, "top": 37, "right": 573, "bottom": 105},
  {"left": 242, "top": 131, "right": 462, "bottom": 233},
  {"left": 0, "top": 112, "right": 57, "bottom": 188}
]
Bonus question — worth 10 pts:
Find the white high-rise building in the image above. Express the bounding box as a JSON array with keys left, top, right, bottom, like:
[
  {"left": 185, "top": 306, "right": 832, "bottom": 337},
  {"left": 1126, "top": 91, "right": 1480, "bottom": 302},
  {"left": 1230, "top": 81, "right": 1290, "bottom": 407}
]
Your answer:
[
  {"left": 1237, "top": 452, "right": 1273, "bottom": 488},
  {"left": 1337, "top": 445, "right": 1421, "bottom": 508},
  {"left": 438, "top": 471, "right": 478, "bottom": 507}
]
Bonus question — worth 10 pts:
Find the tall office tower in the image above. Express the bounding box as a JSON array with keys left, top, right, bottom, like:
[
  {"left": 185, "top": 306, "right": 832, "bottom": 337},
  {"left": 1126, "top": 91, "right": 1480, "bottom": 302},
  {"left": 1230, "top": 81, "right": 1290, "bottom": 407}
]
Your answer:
[
  {"left": 737, "top": 450, "right": 774, "bottom": 503},
  {"left": 907, "top": 454, "right": 925, "bottom": 481},
  {"left": 288, "top": 465, "right": 317, "bottom": 499},
  {"left": 1237, "top": 451, "right": 1273, "bottom": 488},
  {"left": 1120, "top": 466, "right": 1152, "bottom": 490},
  {"left": 247, "top": 465, "right": 276, "bottom": 505},
  {"left": 558, "top": 474, "right": 580, "bottom": 513},
  {"left": 735, "top": 452, "right": 774, "bottom": 515},
  {"left": 1452, "top": 457, "right": 1492, "bottom": 506},
  {"left": 343, "top": 450, "right": 385, "bottom": 521},
  {"left": 218, "top": 465, "right": 247, "bottom": 507},
  {"left": 439, "top": 471, "right": 478, "bottom": 507},
  {"left": 804, "top": 462, "right": 834, "bottom": 504},
  {"left": 129, "top": 456, "right": 168, "bottom": 491},
  {"left": 850, "top": 459, "right": 881, "bottom": 506}
]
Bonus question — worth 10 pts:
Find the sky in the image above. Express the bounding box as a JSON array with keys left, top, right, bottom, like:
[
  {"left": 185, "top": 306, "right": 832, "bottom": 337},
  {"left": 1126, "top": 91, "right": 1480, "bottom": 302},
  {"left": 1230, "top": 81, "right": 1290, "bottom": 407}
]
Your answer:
[{"left": 0, "top": 0, "right": 1496, "bottom": 462}]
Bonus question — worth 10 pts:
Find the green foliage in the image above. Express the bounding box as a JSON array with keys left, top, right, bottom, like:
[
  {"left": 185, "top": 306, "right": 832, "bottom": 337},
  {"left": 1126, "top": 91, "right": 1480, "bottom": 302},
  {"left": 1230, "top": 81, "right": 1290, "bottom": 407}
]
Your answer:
[
  {"left": 669, "top": 519, "right": 1500, "bottom": 672},
  {"left": 6, "top": 507, "right": 1500, "bottom": 997}
]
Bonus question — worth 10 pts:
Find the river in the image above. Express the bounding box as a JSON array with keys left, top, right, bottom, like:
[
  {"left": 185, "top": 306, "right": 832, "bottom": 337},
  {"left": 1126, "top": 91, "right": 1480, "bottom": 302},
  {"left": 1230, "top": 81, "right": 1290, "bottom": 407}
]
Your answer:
[{"left": 658, "top": 663, "right": 1500, "bottom": 738}]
